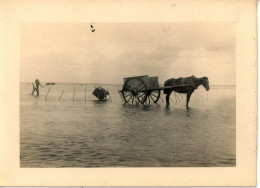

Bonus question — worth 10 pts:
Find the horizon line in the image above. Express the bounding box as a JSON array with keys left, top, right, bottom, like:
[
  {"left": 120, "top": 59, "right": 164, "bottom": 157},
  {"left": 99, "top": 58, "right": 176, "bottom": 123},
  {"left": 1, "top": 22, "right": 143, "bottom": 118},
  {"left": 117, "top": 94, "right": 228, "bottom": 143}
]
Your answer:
[{"left": 20, "top": 81, "right": 236, "bottom": 86}]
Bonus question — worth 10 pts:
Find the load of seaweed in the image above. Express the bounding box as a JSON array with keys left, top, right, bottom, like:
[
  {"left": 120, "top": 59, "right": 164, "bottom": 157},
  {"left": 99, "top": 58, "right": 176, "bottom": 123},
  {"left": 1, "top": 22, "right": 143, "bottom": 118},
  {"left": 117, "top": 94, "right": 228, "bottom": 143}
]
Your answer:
[{"left": 92, "top": 87, "right": 109, "bottom": 100}]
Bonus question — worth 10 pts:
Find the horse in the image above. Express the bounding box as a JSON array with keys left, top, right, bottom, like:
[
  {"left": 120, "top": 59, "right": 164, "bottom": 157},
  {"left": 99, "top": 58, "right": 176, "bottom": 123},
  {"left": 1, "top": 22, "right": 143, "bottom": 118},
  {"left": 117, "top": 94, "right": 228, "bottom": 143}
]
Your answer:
[{"left": 164, "top": 75, "right": 210, "bottom": 109}]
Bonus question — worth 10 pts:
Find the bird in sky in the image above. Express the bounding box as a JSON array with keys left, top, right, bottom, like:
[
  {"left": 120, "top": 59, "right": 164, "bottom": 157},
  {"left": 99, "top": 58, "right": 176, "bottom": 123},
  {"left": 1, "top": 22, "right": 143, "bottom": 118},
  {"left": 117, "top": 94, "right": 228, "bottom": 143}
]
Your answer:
[{"left": 90, "top": 24, "right": 95, "bottom": 32}]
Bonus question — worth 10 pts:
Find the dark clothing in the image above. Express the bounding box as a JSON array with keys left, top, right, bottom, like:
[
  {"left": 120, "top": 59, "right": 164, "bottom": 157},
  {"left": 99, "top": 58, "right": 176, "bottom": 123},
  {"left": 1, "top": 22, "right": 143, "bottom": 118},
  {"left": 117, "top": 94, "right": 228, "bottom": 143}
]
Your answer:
[
  {"left": 32, "top": 79, "right": 42, "bottom": 96},
  {"left": 92, "top": 87, "right": 109, "bottom": 100}
]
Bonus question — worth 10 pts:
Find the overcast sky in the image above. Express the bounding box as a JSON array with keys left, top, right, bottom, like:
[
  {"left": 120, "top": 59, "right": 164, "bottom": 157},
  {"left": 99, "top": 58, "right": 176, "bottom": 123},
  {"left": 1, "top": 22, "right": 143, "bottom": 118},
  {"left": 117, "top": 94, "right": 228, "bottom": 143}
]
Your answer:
[{"left": 20, "top": 22, "right": 235, "bottom": 85}]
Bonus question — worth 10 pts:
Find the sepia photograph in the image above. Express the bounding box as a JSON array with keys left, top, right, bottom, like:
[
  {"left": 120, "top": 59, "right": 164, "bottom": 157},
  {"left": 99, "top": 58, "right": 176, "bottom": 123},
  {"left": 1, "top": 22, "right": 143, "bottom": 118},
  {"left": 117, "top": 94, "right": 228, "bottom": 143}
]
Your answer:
[
  {"left": 20, "top": 22, "right": 236, "bottom": 167},
  {"left": 0, "top": 0, "right": 256, "bottom": 186}
]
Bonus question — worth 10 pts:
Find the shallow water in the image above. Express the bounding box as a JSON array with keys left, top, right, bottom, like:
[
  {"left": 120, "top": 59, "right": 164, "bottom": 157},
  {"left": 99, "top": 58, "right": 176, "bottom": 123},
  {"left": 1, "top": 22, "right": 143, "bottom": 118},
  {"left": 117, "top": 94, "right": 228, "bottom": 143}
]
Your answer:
[{"left": 20, "top": 83, "right": 235, "bottom": 167}]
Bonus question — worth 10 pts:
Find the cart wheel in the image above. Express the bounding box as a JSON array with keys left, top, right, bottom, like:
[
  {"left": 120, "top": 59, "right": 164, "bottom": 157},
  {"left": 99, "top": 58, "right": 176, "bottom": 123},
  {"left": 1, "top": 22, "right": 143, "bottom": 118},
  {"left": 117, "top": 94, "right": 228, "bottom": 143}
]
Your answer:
[
  {"left": 148, "top": 90, "right": 161, "bottom": 103},
  {"left": 137, "top": 91, "right": 149, "bottom": 105},
  {"left": 137, "top": 90, "right": 160, "bottom": 106},
  {"left": 122, "top": 77, "right": 147, "bottom": 104}
]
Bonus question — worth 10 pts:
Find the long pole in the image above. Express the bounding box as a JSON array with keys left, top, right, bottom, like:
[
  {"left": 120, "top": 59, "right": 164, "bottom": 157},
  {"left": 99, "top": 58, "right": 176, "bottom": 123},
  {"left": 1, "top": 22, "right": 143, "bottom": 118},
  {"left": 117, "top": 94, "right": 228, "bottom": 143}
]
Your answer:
[
  {"left": 73, "top": 87, "right": 75, "bottom": 102},
  {"left": 85, "top": 86, "right": 87, "bottom": 102},
  {"left": 160, "top": 96, "right": 164, "bottom": 102},
  {"left": 118, "top": 89, "right": 123, "bottom": 102},
  {"left": 31, "top": 83, "right": 35, "bottom": 95},
  {"left": 174, "top": 92, "right": 181, "bottom": 102},
  {"left": 45, "top": 87, "right": 51, "bottom": 101},
  {"left": 59, "top": 89, "right": 64, "bottom": 101}
]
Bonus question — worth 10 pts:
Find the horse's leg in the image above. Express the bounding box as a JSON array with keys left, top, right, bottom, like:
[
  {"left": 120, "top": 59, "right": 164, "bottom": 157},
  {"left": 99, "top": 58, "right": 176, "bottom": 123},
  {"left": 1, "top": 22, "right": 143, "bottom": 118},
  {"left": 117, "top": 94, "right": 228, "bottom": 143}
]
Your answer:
[
  {"left": 186, "top": 92, "right": 191, "bottom": 109},
  {"left": 166, "top": 90, "right": 172, "bottom": 105}
]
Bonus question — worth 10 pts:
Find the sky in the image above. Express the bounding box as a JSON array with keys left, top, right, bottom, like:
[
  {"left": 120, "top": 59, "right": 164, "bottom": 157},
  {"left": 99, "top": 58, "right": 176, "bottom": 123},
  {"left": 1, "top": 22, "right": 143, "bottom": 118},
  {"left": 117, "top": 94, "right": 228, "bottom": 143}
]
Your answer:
[{"left": 20, "top": 22, "right": 235, "bottom": 85}]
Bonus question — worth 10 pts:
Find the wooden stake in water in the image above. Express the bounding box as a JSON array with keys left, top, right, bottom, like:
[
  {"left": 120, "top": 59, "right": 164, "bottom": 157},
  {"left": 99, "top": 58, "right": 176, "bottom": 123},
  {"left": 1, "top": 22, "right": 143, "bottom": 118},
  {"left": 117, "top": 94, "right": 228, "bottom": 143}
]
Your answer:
[
  {"left": 45, "top": 87, "right": 51, "bottom": 101},
  {"left": 59, "top": 89, "right": 64, "bottom": 101},
  {"left": 73, "top": 87, "right": 75, "bottom": 102},
  {"left": 174, "top": 92, "right": 181, "bottom": 102},
  {"left": 85, "top": 86, "right": 87, "bottom": 102},
  {"left": 118, "top": 89, "right": 123, "bottom": 102},
  {"left": 160, "top": 96, "right": 164, "bottom": 102}
]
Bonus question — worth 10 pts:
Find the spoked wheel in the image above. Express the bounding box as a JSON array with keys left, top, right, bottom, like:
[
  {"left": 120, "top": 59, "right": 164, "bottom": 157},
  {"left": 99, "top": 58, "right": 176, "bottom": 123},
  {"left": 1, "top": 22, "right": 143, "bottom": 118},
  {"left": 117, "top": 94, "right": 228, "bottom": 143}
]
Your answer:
[
  {"left": 148, "top": 90, "right": 161, "bottom": 103},
  {"left": 137, "top": 90, "right": 161, "bottom": 106},
  {"left": 121, "top": 77, "right": 147, "bottom": 104},
  {"left": 137, "top": 91, "right": 149, "bottom": 105}
]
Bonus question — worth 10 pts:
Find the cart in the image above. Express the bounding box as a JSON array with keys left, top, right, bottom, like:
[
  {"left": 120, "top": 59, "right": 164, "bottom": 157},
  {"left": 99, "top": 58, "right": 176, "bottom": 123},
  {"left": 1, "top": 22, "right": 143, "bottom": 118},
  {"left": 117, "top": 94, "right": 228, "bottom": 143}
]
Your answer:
[{"left": 118, "top": 75, "right": 192, "bottom": 106}]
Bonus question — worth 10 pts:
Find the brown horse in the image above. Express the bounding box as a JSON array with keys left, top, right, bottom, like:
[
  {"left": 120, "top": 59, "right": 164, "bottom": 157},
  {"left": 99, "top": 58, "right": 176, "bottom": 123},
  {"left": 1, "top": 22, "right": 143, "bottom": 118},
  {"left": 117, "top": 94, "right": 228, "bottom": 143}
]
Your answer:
[{"left": 164, "top": 76, "right": 210, "bottom": 109}]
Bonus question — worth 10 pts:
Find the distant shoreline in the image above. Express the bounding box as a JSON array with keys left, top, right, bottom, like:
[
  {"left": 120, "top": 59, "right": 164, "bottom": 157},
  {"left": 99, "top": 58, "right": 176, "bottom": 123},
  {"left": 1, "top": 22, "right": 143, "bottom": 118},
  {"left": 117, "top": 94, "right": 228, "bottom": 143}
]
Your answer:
[
  {"left": 21, "top": 82, "right": 123, "bottom": 86},
  {"left": 20, "top": 82, "right": 236, "bottom": 87}
]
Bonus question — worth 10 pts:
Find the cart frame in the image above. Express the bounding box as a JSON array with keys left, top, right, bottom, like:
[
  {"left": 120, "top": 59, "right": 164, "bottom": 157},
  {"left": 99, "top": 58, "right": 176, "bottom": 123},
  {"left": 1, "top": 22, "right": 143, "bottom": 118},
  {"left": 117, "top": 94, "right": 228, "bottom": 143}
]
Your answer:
[{"left": 118, "top": 75, "right": 191, "bottom": 105}]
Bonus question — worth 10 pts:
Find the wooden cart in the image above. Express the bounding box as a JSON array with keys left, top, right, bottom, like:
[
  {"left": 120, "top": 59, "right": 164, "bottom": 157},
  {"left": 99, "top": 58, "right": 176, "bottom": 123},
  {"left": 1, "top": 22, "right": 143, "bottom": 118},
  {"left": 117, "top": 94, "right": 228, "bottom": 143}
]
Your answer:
[{"left": 118, "top": 75, "right": 192, "bottom": 106}]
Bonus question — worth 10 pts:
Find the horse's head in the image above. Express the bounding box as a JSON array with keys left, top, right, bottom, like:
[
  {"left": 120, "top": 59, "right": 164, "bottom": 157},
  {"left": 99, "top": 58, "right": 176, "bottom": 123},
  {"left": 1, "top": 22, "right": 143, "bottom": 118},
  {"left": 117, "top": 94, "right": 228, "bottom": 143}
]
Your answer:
[{"left": 202, "top": 76, "right": 210, "bottom": 91}]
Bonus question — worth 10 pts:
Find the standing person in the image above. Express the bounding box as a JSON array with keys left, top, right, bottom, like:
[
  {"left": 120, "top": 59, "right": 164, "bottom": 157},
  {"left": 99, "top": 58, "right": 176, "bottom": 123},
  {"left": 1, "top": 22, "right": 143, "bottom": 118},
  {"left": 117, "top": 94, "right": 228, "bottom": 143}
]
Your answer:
[{"left": 32, "top": 78, "right": 44, "bottom": 96}]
